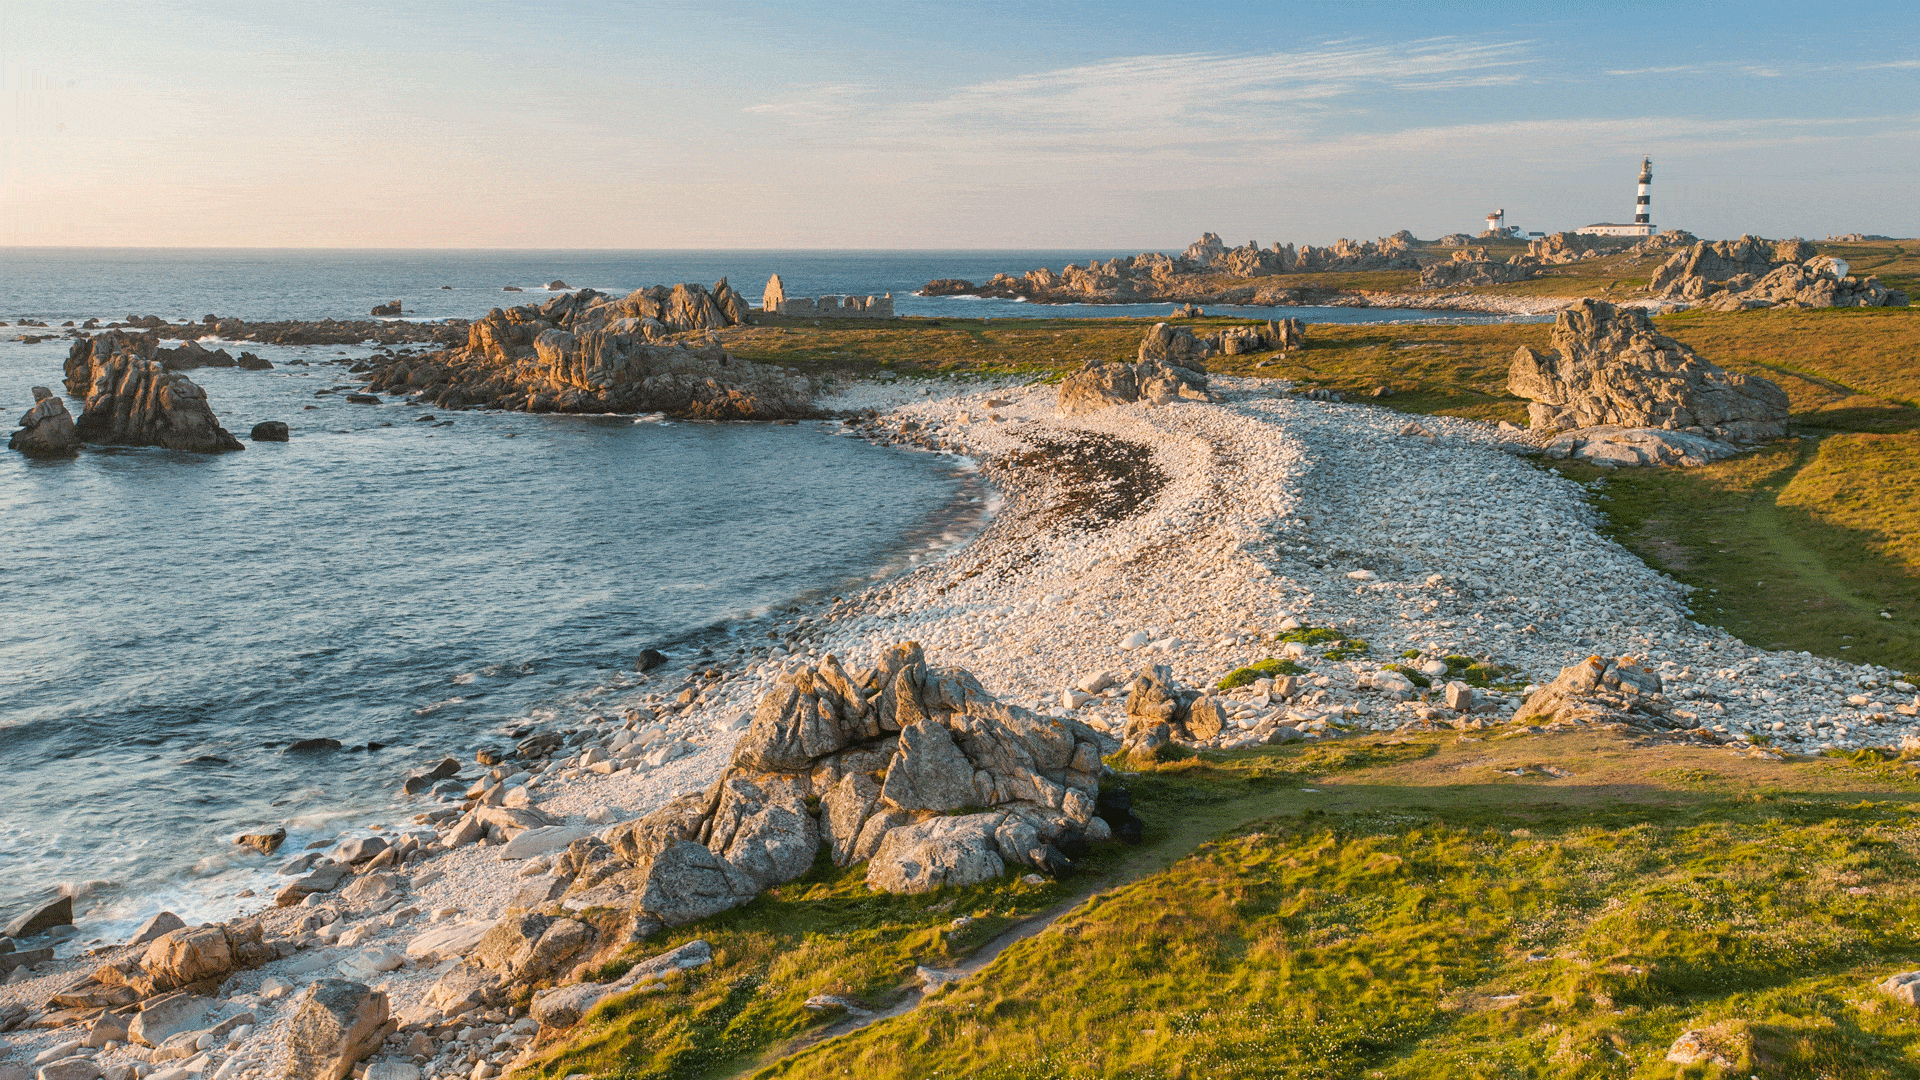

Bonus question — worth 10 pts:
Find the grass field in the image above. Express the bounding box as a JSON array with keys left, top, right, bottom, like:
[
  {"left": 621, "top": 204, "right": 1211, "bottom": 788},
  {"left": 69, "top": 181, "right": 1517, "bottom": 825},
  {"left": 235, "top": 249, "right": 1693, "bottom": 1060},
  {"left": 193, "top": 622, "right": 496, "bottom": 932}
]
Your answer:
[{"left": 521, "top": 733, "right": 1920, "bottom": 1080}]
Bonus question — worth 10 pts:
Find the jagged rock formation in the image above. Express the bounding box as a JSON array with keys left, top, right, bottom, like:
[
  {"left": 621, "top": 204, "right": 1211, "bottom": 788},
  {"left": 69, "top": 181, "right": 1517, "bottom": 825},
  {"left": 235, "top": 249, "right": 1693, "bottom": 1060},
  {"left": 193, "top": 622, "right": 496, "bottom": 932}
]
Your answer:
[
  {"left": 1117, "top": 665, "right": 1227, "bottom": 763},
  {"left": 8, "top": 387, "right": 79, "bottom": 456},
  {"left": 1526, "top": 230, "right": 1697, "bottom": 266},
  {"left": 1650, "top": 236, "right": 1907, "bottom": 309},
  {"left": 1509, "top": 299, "right": 1789, "bottom": 445},
  {"left": 424, "top": 643, "right": 1116, "bottom": 1022},
  {"left": 63, "top": 332, "right": 244, "bottom": 452},
  {"left": 1514, "top": 655, "right": 1701, "bottom": 731},
  {"left": 1058, "top": 324, "right": 1213, "bottom": 415},
  {"left": 359, "top": 281, "right": 815, "bottom": 418},
  {"left": 1419, "top": 249, "right": 1539, "bottom": 287},
  {"left": 922, "top": 231, "right": 1422, "bottom": 304},
  {"left": 1705, "top": 257, "right": 1906, "bottom": 311}
]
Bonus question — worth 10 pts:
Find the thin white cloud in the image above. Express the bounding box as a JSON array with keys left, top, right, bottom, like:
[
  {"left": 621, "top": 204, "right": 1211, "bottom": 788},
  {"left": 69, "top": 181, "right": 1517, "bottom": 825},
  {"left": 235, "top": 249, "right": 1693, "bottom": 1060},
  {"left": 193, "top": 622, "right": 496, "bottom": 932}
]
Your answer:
[
  {"left": 749, "top": 38, "right": 1535, "bottom": 146},
  {"left": 744, "top": 83, "right": 877, "bottom": 117},
  {"left": 1861, "top": 59, "right": 1920, "bottom": 69},
  {"left": 1603, "top": 65, "right": 1706, "bottom": 76}
]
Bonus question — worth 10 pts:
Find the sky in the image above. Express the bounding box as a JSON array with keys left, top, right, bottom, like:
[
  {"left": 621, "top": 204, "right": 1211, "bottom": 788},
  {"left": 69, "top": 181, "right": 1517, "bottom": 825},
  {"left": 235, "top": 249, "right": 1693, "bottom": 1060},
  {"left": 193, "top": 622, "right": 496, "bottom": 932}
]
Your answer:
[{"left": 2, "top": 0, "right": 1916, "bottom": 249}]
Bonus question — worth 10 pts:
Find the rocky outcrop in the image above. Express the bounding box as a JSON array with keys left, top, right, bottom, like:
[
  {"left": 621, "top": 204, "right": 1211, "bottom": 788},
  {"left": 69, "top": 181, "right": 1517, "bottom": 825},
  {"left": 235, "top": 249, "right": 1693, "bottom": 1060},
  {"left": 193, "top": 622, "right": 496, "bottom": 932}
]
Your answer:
[
  {"left": 7, "top": 387, "right": 78, "bottom": 456},
  {"left": 1514, "top": 655, "right": 1697, "bottom": 732},
  {"left": 83, "top": 919, "right": 275, "bottom": 1001},
  {"left": 1509, "top": 299, "right": 1789, "bottom": 443},
  {"left": 63, "top": 333, "right": 244, "bottom": 452},
  {"left": 1538, "top": 426, "right": 1742, "bottom": 468},
  {"left": 568, "top": 643, "right": 1109, "bottom": 918},
  {"left": 761, "top": 274, "right": 895, "bottom": 318},
  {"left": 1524, "top": 229, "right": 1696, "bottom": 266},
  {"left": 924, "top": 232, "right": 1422, "bottom": 304},
  {"left": 413, "top": 642, "right": 1120, "bottom": 1035},
  {"left": 1419, "top": 249, "right": 1539, "bottom": 288},
  {"left": 1650, "top": 236, "right": 1816, "bottom": 298},
  {"left": 1058, "top": 324, "right": 1212, "bottom": 415},
  {"left": 1117, "top": 664, "right": 1225, "bottom": 762},
  {"left": 1649, "top": 236, "right": 1907, "bottom": 309},
  {"left": 1703, "top": 258, "right": 1907, "bottom": 311},
  {"left": 358, "top": 282, "right": 814, "bottom": 418}
]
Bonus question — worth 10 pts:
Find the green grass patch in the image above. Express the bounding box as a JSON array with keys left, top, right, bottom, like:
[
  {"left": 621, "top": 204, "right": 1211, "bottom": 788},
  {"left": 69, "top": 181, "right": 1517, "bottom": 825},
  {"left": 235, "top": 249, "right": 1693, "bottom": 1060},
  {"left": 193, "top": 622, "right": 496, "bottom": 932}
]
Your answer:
[
  {"left": 525, "top": 732, "right": 1920, "bottom": 1080},
  {"left": 1381, "top": 662, "right": 1433, "bottom": 688},
  {"left": 1562, "top": 440, "right": 1920, "bottom": 672},
  {"left": 1217, "top": 658, "right": 1309, "bottom": 690},
  {"left": 766, "top": 797, "right": 1920, "bottom": 1079}
]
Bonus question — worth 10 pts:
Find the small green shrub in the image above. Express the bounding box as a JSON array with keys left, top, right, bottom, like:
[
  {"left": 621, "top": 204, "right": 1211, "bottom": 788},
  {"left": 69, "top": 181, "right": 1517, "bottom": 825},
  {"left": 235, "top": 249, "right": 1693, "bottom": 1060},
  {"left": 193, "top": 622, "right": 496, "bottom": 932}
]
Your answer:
[
  {"left": 1218, "top": 657, "right": 1308, "bottom": 689},
  {"left": 1401, "top": 649, "right": 1422, "bottom": 659},
  {"left": 1383, "top": 663, "right": 1432, "bottom": 688},
  {"left": 1324, "top": 637, "right": 1371, "bottom": 660},
  {"left": 1275, "top": 626, "right": 1343, "bottom": 645}
]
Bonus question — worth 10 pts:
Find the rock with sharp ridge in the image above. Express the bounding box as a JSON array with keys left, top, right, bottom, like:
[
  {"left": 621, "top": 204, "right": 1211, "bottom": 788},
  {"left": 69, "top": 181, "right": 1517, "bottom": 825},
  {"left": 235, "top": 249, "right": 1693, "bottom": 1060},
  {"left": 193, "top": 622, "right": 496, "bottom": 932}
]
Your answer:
[
  {"left": 8, "top": 387, "right": 79, "bottom": 457},
  {"left": 62, "top": 333, "right": 243, "bottom": 452},
  {"left": 1509, "top": 298, "right": 1789, "bottom": 443}
]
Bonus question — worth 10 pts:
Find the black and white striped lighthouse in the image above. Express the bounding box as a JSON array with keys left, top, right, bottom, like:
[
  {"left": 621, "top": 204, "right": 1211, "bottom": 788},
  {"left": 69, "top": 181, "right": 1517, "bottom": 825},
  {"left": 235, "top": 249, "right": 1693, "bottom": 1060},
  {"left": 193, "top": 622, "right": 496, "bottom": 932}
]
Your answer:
[
  {"left": 1634, "top": 157, "right": 1652, "bottom": 226},
  {"left": 1577, "top": 157, "right": 1659, "bottom": 237}
]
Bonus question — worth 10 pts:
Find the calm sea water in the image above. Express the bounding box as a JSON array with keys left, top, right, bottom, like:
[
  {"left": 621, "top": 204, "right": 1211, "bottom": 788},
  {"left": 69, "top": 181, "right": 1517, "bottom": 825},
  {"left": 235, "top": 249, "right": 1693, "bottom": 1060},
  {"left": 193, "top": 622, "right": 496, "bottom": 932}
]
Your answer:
[{"left": 0, "top": 249, "right": 1541, "bottom": 940}]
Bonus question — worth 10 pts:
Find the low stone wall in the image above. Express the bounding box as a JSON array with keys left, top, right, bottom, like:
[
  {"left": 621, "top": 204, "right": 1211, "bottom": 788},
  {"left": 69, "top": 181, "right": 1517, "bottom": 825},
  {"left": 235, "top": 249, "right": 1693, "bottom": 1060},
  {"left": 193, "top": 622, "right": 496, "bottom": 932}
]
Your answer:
[
  {"left": 760, "top": 274, "right": 895, "bottom": 318},
  {"left": 771, "top": 294, "right": 895, "bottom": 318}
]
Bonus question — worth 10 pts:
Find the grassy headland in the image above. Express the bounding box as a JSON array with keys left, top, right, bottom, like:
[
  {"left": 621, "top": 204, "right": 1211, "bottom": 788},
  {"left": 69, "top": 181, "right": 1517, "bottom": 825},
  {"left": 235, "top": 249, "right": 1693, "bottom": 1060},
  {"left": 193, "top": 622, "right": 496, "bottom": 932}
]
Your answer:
[{"left": 523, "top": 733, "right": 1920, "bottom": 1080}]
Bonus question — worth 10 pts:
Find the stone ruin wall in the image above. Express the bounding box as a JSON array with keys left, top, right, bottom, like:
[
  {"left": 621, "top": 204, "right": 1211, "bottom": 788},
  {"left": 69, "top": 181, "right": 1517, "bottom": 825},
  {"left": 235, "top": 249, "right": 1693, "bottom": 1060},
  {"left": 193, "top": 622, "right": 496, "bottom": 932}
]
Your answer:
[
  {"left": 760, "top": 273, "right": 895, "bottom": 319},
  {"left": 771, "top": 294, "right": 895, "bottom": 318}
]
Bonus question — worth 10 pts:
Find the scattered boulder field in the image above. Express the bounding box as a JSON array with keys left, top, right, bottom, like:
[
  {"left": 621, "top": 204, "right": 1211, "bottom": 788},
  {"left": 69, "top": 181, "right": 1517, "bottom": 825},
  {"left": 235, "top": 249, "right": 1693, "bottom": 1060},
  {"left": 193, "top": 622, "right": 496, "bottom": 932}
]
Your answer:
[{"left": 1651, "top": 235, "right": 1909, "bottom": 310}]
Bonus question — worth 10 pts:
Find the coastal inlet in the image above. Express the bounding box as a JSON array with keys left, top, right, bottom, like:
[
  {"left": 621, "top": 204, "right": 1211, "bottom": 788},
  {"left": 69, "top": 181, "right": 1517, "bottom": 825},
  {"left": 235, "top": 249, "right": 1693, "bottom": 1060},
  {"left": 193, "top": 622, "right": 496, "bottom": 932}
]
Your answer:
[{"left": 0, "top": 333, "right": 990, "bottom": 936}]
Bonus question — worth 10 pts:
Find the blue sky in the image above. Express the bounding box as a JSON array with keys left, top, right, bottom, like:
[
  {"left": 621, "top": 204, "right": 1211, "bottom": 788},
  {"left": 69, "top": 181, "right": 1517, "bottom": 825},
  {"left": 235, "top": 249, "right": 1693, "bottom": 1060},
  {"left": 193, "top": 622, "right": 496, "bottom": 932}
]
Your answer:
[{"left": 3, "top": 0, "right": 1915, "bottom": 247}]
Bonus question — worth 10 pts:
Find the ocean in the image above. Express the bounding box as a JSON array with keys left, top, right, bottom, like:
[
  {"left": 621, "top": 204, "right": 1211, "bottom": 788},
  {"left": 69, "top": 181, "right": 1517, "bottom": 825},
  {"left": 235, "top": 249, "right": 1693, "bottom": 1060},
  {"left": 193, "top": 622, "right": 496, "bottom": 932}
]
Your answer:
[{"left": 0, "top": 248, "right": 1541, "bottom": 941}]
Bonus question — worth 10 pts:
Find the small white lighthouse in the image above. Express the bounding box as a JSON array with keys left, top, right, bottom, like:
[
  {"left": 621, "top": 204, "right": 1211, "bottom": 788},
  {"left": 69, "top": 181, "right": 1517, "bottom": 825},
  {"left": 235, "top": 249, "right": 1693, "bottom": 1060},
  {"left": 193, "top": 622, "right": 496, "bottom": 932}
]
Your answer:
[
  {"left": 1576, "top": 158, "right": 1657, "bottom": 237},
  {"left": 1484, "top": 208, "right": 1506, "bottom": 236}
]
